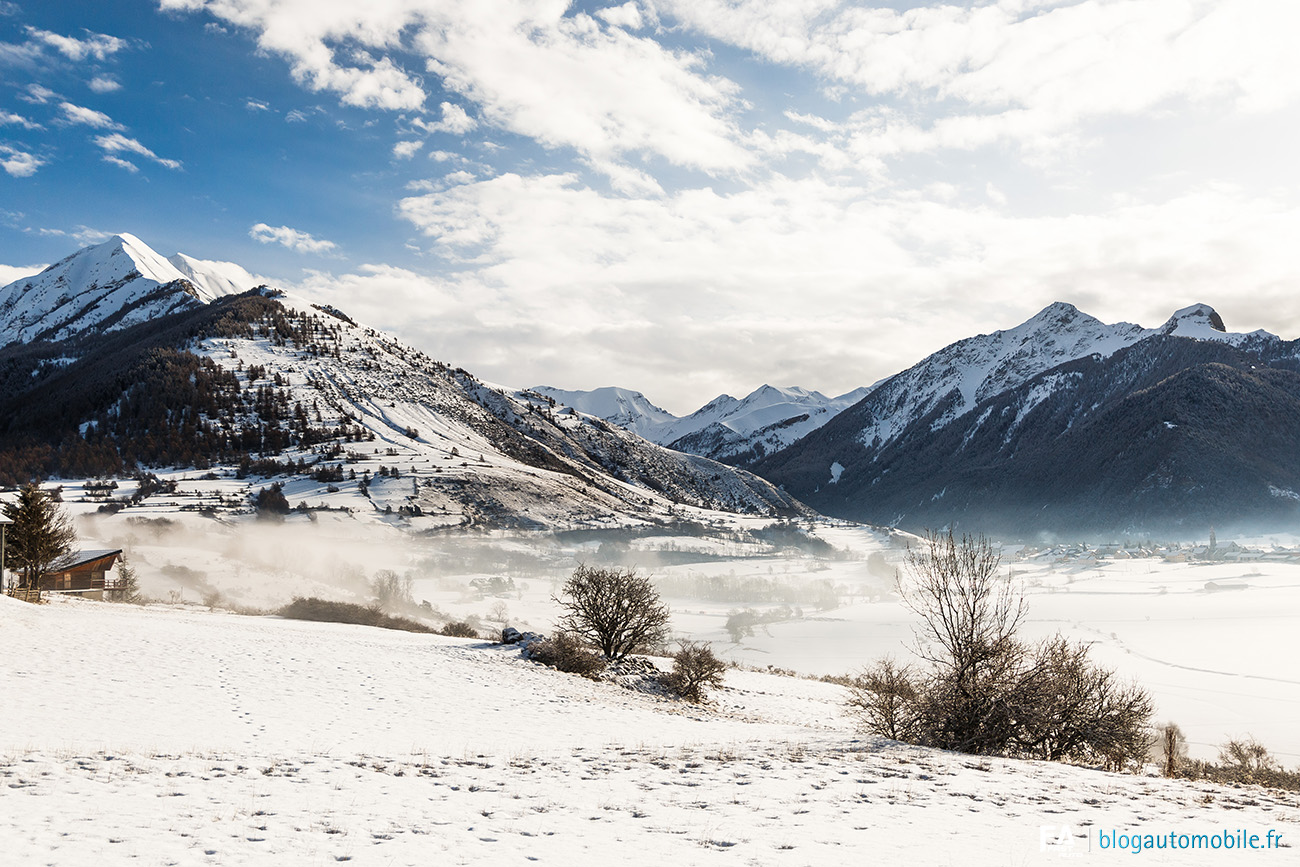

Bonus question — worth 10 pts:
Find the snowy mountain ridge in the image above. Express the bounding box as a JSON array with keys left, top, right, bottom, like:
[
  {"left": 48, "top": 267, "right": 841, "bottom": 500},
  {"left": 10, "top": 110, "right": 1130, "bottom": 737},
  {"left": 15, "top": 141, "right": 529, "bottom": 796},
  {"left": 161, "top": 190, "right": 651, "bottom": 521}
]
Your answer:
[
  {"left": 821, "top": 301, "right": 1271, "bottom": 455},
  {"left": 0, "top": 233, "right": 256, "bottom": 346},
  {"left": 754, "top": 301, "right": 1300, "bottom": 536},
  {"left": 535, "top": 382, "right": 872, "bottom": 467},
  {"left": 0, "top": 234, "right": 806, "bottom": 528}
]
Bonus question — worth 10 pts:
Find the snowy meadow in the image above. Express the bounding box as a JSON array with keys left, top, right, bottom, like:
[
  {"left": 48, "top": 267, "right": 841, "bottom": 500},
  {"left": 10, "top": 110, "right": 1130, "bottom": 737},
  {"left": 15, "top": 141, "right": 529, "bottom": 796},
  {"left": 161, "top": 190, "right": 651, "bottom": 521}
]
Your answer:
[{"left": 3, "top": 506, "right": 1299, "bottom": 864}]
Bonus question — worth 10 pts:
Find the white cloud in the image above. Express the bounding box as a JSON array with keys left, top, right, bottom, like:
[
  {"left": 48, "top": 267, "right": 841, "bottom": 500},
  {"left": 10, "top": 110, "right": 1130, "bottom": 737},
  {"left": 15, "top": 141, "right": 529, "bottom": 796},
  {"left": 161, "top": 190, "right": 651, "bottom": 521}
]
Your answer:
[
  {"left": 392, "top": 140, "right": 422, "bottom": 159},
  {"left": 22, "top": 84, "right": 56, "bottom": 104},
  {"left": 160, "top": 0, "right": 751, "bottom": 174},
  {"left": 249, "top": 222, "right": 338, "bottom": 254},
  {"left": 0, "top": 263, "right": 46, "bottom": 286},
  {"left": 36, "top": 225, "right": 112, "bottom": 245},
  {"left": 159, "top": 0, "right": 426, "bottom": 111},
  {"left": 88, "top": 75, "right": 122, "bottom": 93},
  {"left": 93, "top": 133, "right": 183, "bottom": 170},
  {"left": 386, "top": 171, "right": 1300, "bottom": 410},
  {"left": 597, "top": 2, "right": 645, "bottom": 30},
  {"left": 59, "top": 101, "right": 120, "bottom": 129},
  {"left": 102, "top": 155, "right": 139, "bottom": 173},
  {"left": 410, "top": 102, "right": 476, "bottom": 136},
  {"left": 0, "top": 39, "right": 42, "bottom": 67},
  {"left": 0, "top": 145, "right": 43, "bottom": 177},
  {"left": 26, "top": 27, "right": 128, "bottom": 62},
  {"left": 0, "top": 110, "right": 42, "bottom": 130},
  {"left": 245, "top": 99, "right": 270, "bottom": 111},
  {"left": 650, "top": 0, "right": 1300, "bottom": 156}
]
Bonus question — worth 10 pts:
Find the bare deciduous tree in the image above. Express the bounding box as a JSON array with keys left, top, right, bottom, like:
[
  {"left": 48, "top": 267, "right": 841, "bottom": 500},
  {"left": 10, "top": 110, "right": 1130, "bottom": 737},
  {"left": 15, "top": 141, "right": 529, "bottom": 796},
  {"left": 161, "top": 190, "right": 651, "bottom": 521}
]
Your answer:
[
  {"left": 371, "top": 569, "right": 413, "bottom": 611},
  {"left": 1152, "top": 721, "right": 1188, "bottom": 777},
  {"left": 900, "top": 529, "right": 1024, "bottom": 680},
  {"left": 897, "top": 530, "right": 1027, "bottom": 753},
  {"left": 850, "top": 530, "right": 1153, "bottom": 768},
  {"left": 554, "top": 565, "right": 670, "bottom": 661}
]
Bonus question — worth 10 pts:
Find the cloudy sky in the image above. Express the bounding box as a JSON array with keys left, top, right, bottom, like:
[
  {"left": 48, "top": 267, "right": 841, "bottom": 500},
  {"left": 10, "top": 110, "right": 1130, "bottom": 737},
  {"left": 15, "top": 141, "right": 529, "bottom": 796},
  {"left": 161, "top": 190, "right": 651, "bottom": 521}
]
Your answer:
[{"left": 2, "top": 0, "right": 1298, "bottom": 413}]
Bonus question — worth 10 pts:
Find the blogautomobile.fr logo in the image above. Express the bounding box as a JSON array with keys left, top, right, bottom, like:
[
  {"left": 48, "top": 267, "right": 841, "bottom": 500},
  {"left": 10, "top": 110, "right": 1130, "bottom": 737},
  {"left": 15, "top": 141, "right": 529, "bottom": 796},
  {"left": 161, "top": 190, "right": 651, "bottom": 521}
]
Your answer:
[{"left": 1041, "top": 825, "right": 1083, "bottom": 857}]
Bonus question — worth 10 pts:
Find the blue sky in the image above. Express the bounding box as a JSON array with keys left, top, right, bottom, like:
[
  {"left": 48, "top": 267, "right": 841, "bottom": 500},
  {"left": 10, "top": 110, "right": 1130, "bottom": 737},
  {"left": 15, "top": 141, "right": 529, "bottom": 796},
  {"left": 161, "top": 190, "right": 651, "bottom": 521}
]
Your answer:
[{"left": 3, "top": 0, "right": 1299, "bottom": 413}]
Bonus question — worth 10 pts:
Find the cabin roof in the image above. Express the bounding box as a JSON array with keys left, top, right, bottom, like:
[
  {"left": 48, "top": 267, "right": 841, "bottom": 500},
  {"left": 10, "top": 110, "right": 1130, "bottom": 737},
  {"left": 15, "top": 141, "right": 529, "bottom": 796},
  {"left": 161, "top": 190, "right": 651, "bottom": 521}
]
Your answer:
[{"left": 50, "top": 549, "right": 123, "bottom": 571}]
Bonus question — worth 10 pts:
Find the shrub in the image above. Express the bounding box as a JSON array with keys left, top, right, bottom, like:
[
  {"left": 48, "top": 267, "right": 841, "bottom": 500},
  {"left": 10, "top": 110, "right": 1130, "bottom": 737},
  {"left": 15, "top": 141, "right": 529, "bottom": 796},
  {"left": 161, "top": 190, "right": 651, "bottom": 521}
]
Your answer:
[
  {"left": 554, "top": 564, "right": 670, "bottom": 661},
  {"left": 278, "top": 596, "right": 433, "bottom": 633},
  {"left": 848, "top": 530, "right": 1153, "bottom": 768},
  {"left": 440, "top": 620, "right": 479, "bottom": 638},
  {"left": 1174, "top": 738, "right": 1300, "bottom": 791},
  {"left": 1219, "top": 737, "right": 1279, "bottom": 777},
  {"left": 528, "top": 631, "right": 607, "bottom": 679},
  {"left": 847, "top": 658, "right": 922, "bottom": 742},
  {"left": 661, "top": 641, "right": 727, "bottom": 703}
]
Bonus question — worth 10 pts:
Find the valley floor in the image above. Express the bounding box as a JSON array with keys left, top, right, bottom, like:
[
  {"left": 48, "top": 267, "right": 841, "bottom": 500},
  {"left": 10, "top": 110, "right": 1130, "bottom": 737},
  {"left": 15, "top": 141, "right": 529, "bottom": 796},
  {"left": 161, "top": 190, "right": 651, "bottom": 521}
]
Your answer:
[{"left": 3, "top": 595, "right": 1297, "bottom": 865}]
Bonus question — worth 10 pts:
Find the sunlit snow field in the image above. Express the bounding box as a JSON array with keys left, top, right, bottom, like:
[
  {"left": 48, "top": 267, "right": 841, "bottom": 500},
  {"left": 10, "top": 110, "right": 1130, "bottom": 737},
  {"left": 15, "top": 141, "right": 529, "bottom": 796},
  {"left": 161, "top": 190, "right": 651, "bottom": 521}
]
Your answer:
[{"left": 4, "top": 506, "right": 1299, "bottom": 864}]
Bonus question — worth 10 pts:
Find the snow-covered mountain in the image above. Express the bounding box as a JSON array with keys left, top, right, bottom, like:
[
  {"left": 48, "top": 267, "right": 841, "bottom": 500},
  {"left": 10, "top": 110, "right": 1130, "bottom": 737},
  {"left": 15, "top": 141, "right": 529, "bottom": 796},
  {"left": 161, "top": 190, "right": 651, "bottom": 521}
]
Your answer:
[
  {"left": 530, "top": 386, "right": 677, "bottom": 440},
  {"left": 0, "top": 235, "right": 806, "bottom": 527},
  {"left": 534, "top": 383, "right": 871, "bottom": 467},
  {"left": 756, "top": 302, "right": 1300, "bottom": 536},
  {"left": 0, "top": 233, "right": 256, "bottom": 346}
]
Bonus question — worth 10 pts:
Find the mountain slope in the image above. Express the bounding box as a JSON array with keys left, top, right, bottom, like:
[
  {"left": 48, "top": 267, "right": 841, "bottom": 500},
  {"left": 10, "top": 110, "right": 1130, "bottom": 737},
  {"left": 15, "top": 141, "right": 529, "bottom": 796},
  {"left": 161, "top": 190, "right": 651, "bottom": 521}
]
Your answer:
[
  {"left": 756, "top": 304, "right": 1300, "bottom": 537},
  {"left": 0, "top": 237, "right": 807, "bottom": 527},
  {"left": 0, "top": 233, "right": 253, "bottom": 346}
]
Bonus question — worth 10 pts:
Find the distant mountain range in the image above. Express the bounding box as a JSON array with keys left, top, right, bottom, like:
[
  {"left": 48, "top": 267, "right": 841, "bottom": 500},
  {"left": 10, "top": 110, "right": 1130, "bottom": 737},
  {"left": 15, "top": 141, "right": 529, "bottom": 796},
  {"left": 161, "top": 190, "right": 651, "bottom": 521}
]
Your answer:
[
  {"left": 554, "top": 300, "right": 1300, "bottom": 538},
  {"left": 753, "top": 302, "right": 1300, "bottom": 538},
  {"left": 0, "top": 235, "right": 806, "bottom": 527},
  {"left": 6, "top": 234, "right": 1296, "bottom": 538},
  {"left": 533, "top": 383, "right": 870, "bottom": 467}
]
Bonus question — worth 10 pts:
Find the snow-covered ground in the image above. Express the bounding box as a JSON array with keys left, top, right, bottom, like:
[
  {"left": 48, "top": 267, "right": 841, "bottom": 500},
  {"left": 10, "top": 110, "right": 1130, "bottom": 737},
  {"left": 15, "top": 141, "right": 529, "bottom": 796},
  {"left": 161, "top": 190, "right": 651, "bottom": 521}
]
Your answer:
[
  {"left": 47, "top": 507, "right": 1300, "bottom": 767},
  {"left": 3, "top": 593, "right": 1296, "bottom": 866}
]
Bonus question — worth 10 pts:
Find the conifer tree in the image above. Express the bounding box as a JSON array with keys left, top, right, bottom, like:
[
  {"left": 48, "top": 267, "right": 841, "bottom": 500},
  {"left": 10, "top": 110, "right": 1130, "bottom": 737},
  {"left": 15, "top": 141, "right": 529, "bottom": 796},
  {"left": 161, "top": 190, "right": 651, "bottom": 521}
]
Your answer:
[{"left": 3, "top": 483, "right": 77, "bottom": 596}]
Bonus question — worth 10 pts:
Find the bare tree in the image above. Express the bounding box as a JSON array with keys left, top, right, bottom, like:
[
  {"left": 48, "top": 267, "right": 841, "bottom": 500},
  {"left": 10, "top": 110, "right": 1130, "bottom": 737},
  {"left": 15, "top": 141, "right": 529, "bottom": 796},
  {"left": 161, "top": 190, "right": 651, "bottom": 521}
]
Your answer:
[
  {"left": 554, "top": 564, "right": 670, "bottom": 661},
  {"left": 1013, "top": 636, "right": 1153, "bottom": 767},
  {"left": 371, "top": 569, "right": 413, "bottom": 611},
  {"left": 850, "top": 530, "right": 1153, "bottom": 766},
  {"left": 3, "top": 482, "right": 77, "bottom": 598},
  {"left": 1153, "top": 721, "right": 1188, "bottom": 777},
  {"left": 900, "top": 530, "right": 1024, "bottom": 678},
  {"left": 897, "top": 530, "right": 1026, "bottom": 753}
]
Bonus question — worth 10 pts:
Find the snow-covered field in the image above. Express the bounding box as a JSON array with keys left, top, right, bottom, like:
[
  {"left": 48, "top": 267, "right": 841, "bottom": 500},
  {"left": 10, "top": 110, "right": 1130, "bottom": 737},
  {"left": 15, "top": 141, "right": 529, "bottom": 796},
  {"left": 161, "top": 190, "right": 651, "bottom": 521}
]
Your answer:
[
  {"left": 48, "top": 505, "right": 1300, "bottom": 766},
  {"left": 3, "top": 593, "right": 1297, "bottom": 866}
]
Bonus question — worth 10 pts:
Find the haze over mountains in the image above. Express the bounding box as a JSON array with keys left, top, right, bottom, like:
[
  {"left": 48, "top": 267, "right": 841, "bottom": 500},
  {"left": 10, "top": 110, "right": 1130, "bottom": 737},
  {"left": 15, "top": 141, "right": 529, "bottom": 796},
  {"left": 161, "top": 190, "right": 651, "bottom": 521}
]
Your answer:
[{"left": 3, "top": 234, "right": 1298, "bottom": 538}]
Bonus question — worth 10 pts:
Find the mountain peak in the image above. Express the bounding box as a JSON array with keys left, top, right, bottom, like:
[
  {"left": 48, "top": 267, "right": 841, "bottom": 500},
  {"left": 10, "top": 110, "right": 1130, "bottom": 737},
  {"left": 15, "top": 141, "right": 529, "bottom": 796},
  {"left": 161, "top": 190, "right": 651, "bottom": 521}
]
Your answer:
[
  {"left": 1163, "top": 303, "right": 1226, "bottom": 334},
  {"left": 0, "top": 232, "right": 253, "bottom": 346},
  {"left": 1021, "top": 301, "right": 1098, "bottom": 332}
]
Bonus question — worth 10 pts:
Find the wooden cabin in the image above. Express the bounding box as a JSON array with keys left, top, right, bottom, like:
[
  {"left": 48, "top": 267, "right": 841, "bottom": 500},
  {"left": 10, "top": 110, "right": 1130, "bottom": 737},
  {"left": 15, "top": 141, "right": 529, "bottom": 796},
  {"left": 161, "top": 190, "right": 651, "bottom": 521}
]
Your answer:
[{"left": 37, "top": 549, "right": 124, "bottom": 600}]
